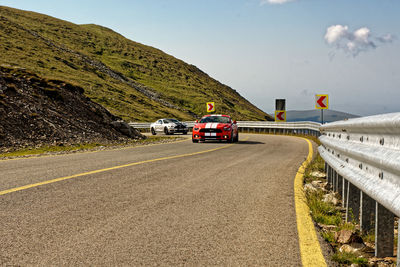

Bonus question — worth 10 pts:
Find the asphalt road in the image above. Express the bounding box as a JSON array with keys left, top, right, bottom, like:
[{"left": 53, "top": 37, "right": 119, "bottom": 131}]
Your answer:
[{"left": 0, "top": 134, "right": 310, "bottom": 266}]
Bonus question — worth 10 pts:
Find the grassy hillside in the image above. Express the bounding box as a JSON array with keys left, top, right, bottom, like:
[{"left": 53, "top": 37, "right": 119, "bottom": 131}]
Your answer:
[{"left": 0, "top": 6, "right": 271, "bottom": 121}]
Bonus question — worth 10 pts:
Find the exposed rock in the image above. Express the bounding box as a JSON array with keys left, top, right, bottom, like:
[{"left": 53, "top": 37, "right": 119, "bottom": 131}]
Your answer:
[
  {"left": 317, "top": 223, "right": 337, "bottom": 232},
  {"left": 335, "top": 229, "right": 363, "bottom": 244},
  {"left": 304, "top": 183, "right": 317, "bottom": 192},
  {"left": 323, "top": 192, "right": 339, "bottom": 206},
  {"left": 339, "top": 243, "right": 366, "bottom": 253},
  {"left": 368, "top": 257, "right": 395, "bottom": 267},
  {"left": 111, "top": 121, "right": 144, "bottom": 138},
  {"left": 311, "top": 171, "right": 326, "bottom": 178},
  {"left": 311, "top": 180, "right": 328, "bottom": 191},
  {"left": 336, "top": 229, "right": 353, "bottom": 244}
]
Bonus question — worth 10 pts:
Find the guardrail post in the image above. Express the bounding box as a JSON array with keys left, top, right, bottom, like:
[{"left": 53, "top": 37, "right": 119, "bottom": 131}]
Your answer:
[
  {"left": 397, "top": 219, "right": 400, "bottom": 267},
  {"left": 375, "top": 203, "right": 394, "bottom": 257},
  {"left": 346, "top": 182, "right": 360, "bottom": 223},
  {"left": 326, "top": 165, "right": 331, "bottom": 187},
  {"left": 337, "top": 174, "right": 343, "bottom": 198},
  {"left": 342, "top": 178, "right": 348, "bottom": 208},
  {"left": 360, "top": 191, "right": 375, "bottom": 234},
  {"left": 333, "top": 170, "right": 338, "bottom": 192}
]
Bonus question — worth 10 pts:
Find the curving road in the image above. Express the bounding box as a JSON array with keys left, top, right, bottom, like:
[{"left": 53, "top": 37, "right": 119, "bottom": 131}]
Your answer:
[{"left": 0, "top": 134, "right": 312, "bottom": 266}]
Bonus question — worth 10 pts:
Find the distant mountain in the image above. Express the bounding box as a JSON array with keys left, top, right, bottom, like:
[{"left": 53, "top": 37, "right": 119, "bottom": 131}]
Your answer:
[{"left": 286, "top": 110, "right": 359, "bottom": 123}]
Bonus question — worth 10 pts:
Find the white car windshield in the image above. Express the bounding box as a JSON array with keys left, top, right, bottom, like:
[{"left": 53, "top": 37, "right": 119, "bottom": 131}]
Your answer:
[
  {"left": 200, "top": 116, "right": 230, "bottom": 123},
  {"left": 164, "top": 119, "right": 179, "bottom": 123}
]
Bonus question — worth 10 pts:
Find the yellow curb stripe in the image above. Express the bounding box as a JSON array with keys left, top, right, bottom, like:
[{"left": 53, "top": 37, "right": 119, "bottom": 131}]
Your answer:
[
  {"left": 0, "top": 140, "right": 240, "bottom": 196},
  {"left": 295, "top": 138, "right": 327, "bottom": 267}
]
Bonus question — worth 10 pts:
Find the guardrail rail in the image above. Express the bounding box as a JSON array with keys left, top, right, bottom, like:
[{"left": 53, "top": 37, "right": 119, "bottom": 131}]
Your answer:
[{"left": 318, "top": 112, "right": 400, "bottom": 260}]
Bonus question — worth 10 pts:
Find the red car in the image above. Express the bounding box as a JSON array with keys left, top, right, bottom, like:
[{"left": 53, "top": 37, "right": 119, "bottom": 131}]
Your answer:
[{"left": 192, "top": 114, "right": 239, "bottom": 143}]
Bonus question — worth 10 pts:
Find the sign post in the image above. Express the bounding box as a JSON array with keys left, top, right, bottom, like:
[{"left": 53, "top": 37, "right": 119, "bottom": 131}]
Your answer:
[
  {"left": 206, "top": 102, "right": 215, "bottom": 113},
  {"left": 315, "top": 94, "right": 329, "bottom": 124}
]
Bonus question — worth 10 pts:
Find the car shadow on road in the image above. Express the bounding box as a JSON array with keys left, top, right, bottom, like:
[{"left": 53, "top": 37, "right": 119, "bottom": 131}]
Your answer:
[
  {"left": 194, "top": 140, "right": 264, "bottom": 145},
  {"left": 237, "top": 140, "right": 265, "bottom": 145}
]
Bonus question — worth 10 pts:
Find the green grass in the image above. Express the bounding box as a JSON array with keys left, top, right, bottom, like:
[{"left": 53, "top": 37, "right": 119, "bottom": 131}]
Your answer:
[
  {"left": 304, "top": 154, "right": 325, "bottom": 184},
  {"left": 332, "top": 252, "right": 368, "bottom": 266},
  {"left": 322, "top": 231, "right": 336, "bottom": 243},
  {"left": 0, "top": 6, "right": 271, "bottom": 122},
  {"left": 306, "top": 190, "right": 342, "bottom": 226},
  {"left": 339, "top": 222, "right": 357, "bottom": 231},
  {"left": 0, "top": 143, "right": 103, "bottom": 157},
  {"left": 0, "top": 136, "right": 181, "bottom": 158},
  {"left": 302, "top": 151, "right": 339, "bottom": 227}
]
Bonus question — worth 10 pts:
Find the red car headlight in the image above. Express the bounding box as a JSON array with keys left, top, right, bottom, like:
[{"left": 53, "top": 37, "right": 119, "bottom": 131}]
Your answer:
[{"left": 223, "top": 126, "right": 231, "bottom": 131}]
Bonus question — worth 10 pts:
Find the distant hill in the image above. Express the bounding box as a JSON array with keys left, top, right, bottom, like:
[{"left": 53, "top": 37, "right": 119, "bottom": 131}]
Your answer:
[
  {"left": 286, "top": 110, "right": 359, "bottom": 123},
  {"left": 0, "top": 6, "right": 271, "bottom": 121}
]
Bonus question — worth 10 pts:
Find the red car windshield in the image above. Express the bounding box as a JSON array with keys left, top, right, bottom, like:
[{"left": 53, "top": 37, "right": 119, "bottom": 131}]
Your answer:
[{"left": 200, "top": 116, "right": 231, "bottom": 123}]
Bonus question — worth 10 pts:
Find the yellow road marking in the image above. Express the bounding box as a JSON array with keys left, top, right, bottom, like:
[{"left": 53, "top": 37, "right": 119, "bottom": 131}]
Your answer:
[
  {"left": 0, "top": 138, "right": 190, "bottom": 162},
  {"left": 295, "top": 138, "right": 327, "bottom": 266},
  {"left": 0, "top": 140, "right": 243, "bottom": 196}
]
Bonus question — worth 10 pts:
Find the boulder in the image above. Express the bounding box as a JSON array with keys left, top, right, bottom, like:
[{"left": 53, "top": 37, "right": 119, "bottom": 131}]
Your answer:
[
  {"left": 111, "top": 121, "right": 145, "bottom": 139},
  {"left": 311, "top": 171, "right": 326, "bottom": 178},
  {"left": 339, "top": 243, "right": 366, "bottom": 253},
  {"left": 368, "top": 257, "right": 395, "bottom": 267},
  {"left": 317, "top": 223, "right": 337, "bottom": 232},
  {"left": 311, "top": 180, "right": 328, "bottom": 191},
  {"left": 335, "top": 229, "right": 363, "bottom": 244},
  {"left": 323, "top": 192, "right": 339, "bottom": 206},
  {"left": 304, "top": 183, "right": 317, "bottom": 192}
]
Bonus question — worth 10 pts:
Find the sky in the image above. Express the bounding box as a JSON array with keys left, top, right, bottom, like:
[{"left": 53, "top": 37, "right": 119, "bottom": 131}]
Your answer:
[{"left": 1, "top": 0, "right": 400, "bottom": 116}]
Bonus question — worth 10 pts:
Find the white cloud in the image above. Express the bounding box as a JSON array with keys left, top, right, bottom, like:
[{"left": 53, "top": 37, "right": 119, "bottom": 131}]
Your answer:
[
  {"left": 260, "top": 0, "right": 295, "bottom": 5},
  {"left": 324, "top": 25, "right": 395, "bottom": 57},
  {"left": 354, "top": 27, "right": 371, "bottom": 44},
  {"left": 325, "top": 25, "right": 349, "bottom": 44}
]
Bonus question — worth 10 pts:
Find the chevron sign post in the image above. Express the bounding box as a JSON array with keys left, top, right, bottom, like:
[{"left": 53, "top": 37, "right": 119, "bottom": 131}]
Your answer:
[
  {"left": 206, "top": 102, "right": 215, "bottom": 113},
  {"left": 275, "top": 110, "right": 286, "bottom": 122},
  {"left": 315, "top": 94, "right": 329, "bottom": 124}
]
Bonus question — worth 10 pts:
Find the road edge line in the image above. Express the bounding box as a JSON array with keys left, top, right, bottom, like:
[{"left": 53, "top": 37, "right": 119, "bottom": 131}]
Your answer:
[{"left": 295, "top": 138, "right": 327, "bottom": 267}]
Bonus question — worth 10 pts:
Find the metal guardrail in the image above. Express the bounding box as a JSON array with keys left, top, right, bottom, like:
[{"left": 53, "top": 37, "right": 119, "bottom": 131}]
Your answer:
[
  {"left": 129, "top": 121, "right": 321, "bottom": 136},
  {"left": 237, "top": 121, "right": 320, "bottom": 136},
  {"left": 318, "top": 112, "right": 400, "bottom": 259}
]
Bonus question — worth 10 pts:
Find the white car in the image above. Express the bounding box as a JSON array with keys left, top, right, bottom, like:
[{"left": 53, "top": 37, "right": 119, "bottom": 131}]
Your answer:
[{"left": 150, "top": 118, "right": 188, "bottom": 135}]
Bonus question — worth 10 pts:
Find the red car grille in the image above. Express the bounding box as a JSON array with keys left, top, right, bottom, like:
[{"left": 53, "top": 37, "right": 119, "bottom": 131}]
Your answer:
[{"left": 199, "top": 128, "right": 222, "bottom": 133}]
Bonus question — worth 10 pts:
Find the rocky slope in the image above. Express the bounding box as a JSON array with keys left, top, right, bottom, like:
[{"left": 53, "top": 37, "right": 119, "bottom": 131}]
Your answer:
[{"left": 0, "top": 66, "right": 143, "bottom": 152}]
